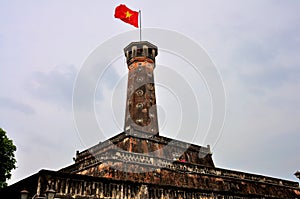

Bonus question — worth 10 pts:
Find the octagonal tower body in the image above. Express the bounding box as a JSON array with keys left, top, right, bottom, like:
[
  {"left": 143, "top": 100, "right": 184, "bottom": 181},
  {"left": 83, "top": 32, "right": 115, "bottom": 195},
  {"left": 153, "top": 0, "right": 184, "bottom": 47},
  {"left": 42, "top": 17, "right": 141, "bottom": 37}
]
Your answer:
[{"left": 123, "top": 41, "right": 159, "bottom": 136}]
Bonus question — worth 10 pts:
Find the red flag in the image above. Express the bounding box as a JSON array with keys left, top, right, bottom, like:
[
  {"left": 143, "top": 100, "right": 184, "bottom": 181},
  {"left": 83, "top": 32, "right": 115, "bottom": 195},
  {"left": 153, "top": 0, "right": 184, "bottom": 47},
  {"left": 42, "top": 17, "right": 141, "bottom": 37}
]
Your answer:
[{"left": 114, "top": 4, "right": 139, "bottom": 28}]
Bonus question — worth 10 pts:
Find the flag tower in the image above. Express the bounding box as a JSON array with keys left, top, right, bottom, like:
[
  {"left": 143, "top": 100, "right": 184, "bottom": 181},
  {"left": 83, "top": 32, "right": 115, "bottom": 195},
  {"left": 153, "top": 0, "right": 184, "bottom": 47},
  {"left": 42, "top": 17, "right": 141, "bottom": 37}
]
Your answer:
[
  {"left": 123, "top": 41, "right": 159, "bottom": 137},
  {"left": 2, "top": 5, "right": 299, "bottom": 199}
]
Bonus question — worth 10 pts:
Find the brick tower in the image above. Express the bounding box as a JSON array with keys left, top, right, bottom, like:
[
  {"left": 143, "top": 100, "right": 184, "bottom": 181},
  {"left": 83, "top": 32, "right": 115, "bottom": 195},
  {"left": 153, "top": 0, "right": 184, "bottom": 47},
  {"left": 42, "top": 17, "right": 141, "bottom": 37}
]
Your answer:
[{"left": 123, "top": 41, "right": 159, "bottom": 136}]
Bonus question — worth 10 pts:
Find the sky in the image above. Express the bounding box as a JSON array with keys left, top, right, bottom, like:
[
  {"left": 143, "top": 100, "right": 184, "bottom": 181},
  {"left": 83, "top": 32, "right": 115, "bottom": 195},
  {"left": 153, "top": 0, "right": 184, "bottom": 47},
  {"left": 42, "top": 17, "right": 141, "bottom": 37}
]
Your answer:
[{"left": 1, "top": 0, "right": 300, "bottom": 185}]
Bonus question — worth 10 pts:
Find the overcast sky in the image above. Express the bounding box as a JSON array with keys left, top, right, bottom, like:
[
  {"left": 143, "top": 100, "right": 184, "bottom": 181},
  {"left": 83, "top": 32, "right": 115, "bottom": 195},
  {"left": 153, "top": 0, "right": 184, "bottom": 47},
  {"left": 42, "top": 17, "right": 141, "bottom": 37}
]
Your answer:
[{"left": 1, "top": 0, "right": 300, "bottom": 185}]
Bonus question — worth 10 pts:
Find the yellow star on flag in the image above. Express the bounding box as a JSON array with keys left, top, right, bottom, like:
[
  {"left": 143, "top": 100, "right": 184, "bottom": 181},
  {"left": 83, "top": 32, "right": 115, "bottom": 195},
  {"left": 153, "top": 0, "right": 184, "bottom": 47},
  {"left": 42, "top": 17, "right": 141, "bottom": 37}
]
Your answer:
[{"left": 125, "top": 11, "right": 133, "bottom": 18}]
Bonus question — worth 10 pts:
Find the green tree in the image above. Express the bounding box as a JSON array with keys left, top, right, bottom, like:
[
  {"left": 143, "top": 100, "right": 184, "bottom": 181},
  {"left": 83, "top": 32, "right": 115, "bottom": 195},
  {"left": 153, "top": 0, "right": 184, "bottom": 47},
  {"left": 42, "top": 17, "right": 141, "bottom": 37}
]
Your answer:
[{"left": 0, "top": 128, "right": 17, "bottom": 189}]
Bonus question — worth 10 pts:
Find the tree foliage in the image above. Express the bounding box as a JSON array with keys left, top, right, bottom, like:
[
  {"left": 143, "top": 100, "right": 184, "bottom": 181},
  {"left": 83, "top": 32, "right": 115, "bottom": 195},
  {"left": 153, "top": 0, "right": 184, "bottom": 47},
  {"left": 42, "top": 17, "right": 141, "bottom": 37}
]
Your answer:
[{"left": 0, "top": 128, "right": 17, "bottom": 189}]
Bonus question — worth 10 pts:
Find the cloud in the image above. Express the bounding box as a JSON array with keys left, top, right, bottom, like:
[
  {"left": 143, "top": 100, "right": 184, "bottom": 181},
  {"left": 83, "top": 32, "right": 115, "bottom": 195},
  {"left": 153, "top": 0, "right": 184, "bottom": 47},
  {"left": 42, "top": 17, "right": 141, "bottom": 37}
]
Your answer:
[
  {"left": 0, "top": 97, "right": 35, "bottom": 114},
  {"left": 28, "top": 65, "right": 77, "bottom": 111}
]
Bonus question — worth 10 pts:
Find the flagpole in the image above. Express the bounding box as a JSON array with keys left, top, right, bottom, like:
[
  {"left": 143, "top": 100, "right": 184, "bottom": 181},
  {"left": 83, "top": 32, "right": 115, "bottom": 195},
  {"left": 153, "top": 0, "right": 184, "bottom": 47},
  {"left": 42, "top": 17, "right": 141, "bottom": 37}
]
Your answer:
[{"left": 139, "top": 10, "right": 142, "bottom": 41}]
